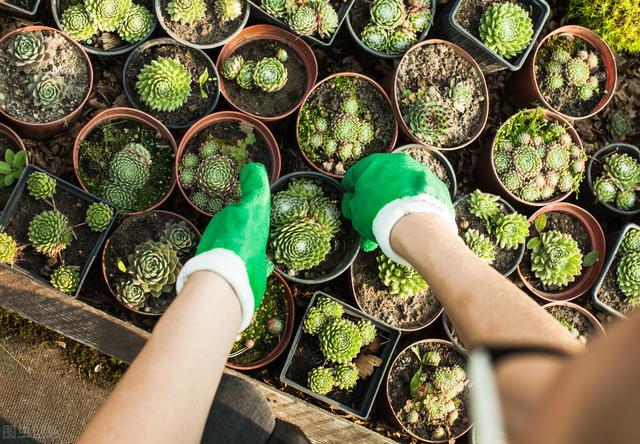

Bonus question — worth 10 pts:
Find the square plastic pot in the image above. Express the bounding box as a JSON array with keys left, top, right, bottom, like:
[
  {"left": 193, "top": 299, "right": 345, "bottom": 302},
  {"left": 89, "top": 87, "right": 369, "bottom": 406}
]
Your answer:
[
  {"left": 280, "top": 291, "right": 401, "bottom": 419},
  {"left": 0, "top": 0, "right": 43, "bottom": 19}
]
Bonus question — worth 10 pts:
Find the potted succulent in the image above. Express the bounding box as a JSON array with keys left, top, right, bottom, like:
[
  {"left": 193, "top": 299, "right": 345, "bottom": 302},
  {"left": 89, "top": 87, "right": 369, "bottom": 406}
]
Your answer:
[
  {"left": 0, "top": 123, "right": 29, "bottom": 211},
  {"left": 392, "top": 144, "right": 457, "bottom": 198},
  {"left": 216, "top": 25, "right": 318, "bottom": 122},
  {"left": 517, "top": 203, "right": 606, "bottom": 302},
  {"left": 386, "top": 339, "right": 472, "bottom": 442},
  {"left": 592, "top": 223, "right": 640, "bottom": 318},
  {"left": 542, "top": 301, "right": 605, "bottom": 345},
  {"left": 280, "top": 292, "right": 401, "bottom": 419},
  {"left": 227, "top": 272, "right": 295, "bottom": 370},
  {"left": 0, "top": 166, "right": 117, "bottom": 296},
  {"left": 268, "top": 172, "right": 360, "bottom": 284},
  {"left": 123, "top": 38, "right": 220, "bottom": 129},
  {"left": 512, "top": 25, "right": 617, "bottom": 121},
  {"left": 439, "top": 0, "right": 550, "bottom": 72},
  {"left": 587, "top": 143, "right": 640, "bottom": 217},
  {"left": 52, "top": 0, "right": 157, "bottom": 56},
  {"left": 0, "top": 26, "right": 93, "bottom": 140},
  {"left": 455, "top": 190, "right": 528, "bottom": 277},
  {"left": 392, "top": 39, "right": 489, "bottom": 150},
  {"left": 296, "top": 72, "right": 398, "bottom": 178},
  {"left": 73, "top": 107, "right": 177, "bottom": 215},
  {"left": 175, "top": 111, "right": 281, "bottom": 217},
  {"left": 102, "top": 210, "right": 200, "bottom": 315},
  {"left": 346, "top": 0, "right": 435, "bottom": 59}
]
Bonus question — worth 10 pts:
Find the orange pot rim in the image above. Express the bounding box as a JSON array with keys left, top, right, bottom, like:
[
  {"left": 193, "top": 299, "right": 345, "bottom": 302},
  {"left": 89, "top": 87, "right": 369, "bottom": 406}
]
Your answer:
[{"left": 541, "top": 301, "right": 606, "bottom": 336}]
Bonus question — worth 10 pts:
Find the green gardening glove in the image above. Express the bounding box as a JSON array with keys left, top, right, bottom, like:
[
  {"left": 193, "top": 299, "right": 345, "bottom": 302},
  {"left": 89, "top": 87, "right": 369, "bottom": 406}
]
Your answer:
[
  {"left": 176, "top": 163, "right": 270, "bottom": 331},
  {"left": 342, "top": 153, "right": 456, "bottom": 267}
]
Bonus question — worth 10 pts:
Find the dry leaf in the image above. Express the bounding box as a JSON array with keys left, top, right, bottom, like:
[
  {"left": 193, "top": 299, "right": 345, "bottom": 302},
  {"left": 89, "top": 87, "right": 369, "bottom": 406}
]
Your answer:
[
  {"left": 354, "top": 353, "right": 382, "bottom": 379},
  {"left": 54, "top": 341, "right": 66, "bottom": 349}
]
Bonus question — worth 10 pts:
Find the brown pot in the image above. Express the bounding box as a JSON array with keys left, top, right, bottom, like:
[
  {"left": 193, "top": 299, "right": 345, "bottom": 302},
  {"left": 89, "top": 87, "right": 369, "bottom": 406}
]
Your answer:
[
  {"left": 477, "top": 109, "right": 584, "bottom": 207},
  {"left": 517, "top": 203, "right": 606, "bottom": 302},
  {"left": 102, "top": 210, "right": 202, "bottom": 317},
  {"left": 0, "top": 26, "right": 93, "bottom": 140},
  {"left": 542, "top": 301, "right": 606, "bottom": 337},
  {"left": 385, "top": 339, "right": 472, "bottom": 443},
  {"left": 72, "top": 107, "right": 178, "bottom": 216},
  {"left": 511, "top": 25, "right": 617, "bottom": 121},
  {"left": 295, "top": 72, "right": 398, "bottom": 179},
  {"left": 0, "top": 123, "right": 26, "bottom": 152},
  {"left": 226, "top": 272, "right": 295, "bottom": 371},
  {"left": 391, "top": 39, "right": 489, "bottom": 151},
  {"left": 216, "top": 25, "right": 318, "bottom": 123},
  {"left": 176, "top": 111, "right": 281, "bottom": 216}
]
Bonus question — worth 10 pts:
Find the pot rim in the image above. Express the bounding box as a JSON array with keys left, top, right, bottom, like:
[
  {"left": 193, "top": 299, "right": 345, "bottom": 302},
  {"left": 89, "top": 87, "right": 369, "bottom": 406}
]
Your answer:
[
  {"left": 392, "top": 144, "right": 458, "bottom": 198},
  {"left": 0, "top": 122, "right": 27, "bottom": 152},
  {"left": 541, "top": 301, "right": 606, "bottom": 336}
]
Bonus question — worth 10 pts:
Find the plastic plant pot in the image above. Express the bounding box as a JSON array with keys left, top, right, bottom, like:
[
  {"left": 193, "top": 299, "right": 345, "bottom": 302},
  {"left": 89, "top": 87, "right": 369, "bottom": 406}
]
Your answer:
[
  {"left": 542, "top": 301, "right": 606, "bottom": 337},
  {"left": 227, "top": 272, "right": 295, "bottom": 370},
  {"left": 392, "top": 144, "right": 457, "bottom": 198},
  {"left": 345, "top": 0, "right": 436, "bottom": 60},
  {"left": 439, "top": 0, "right": 551, "bottom": 73},
  {"left": 442, "top": 313, "right": 466, "bottom": 352},
  {"left": 216, "top": 25, "right": 318, "bottom": 123},
  {"left": 0, "top": 0, "right": 43, "bottom": 19},
  {"left": 0, "top": 26, "right": 93, "bottom": 141},
  {"left": 175, "top": 111, "right": 281, "bottom": 217},
  {"left": 517, "top": 203, "right": 606, "bottom": 302},
  {"left": 72, "top": 107, "right": 178, "bottom": 216},
  {"left": 0, "top": 165, "right": 118, "bottom": 297},
  {"left": 586, "top": 143, "right": 640, "bottom": 217},
  {"left": 279, "top": 291, "right": 401, "bottom": 420},
  {"left": 592, "top": 223, "right": 640, "bottom": 319},
  {"left": 391, "top": 39, "right": 489, "bottom": 151},
  {"left": 511, "top": 25, "right": 617, "bottom": 121},
  {"left": 269, "top": 171, "right": 360, "bottom": 285}
]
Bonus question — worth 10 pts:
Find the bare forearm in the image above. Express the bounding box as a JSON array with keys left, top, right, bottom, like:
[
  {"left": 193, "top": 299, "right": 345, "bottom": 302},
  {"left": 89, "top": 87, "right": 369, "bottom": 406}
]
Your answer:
[{"left": 79, "top": 271, "right": 241, "bottom": 444}]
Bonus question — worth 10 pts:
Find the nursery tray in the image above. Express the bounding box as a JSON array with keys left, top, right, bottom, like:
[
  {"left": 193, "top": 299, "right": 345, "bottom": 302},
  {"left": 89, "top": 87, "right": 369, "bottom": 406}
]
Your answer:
[
  {"left": 280, "top": 291, "right": 401, "bottom": 419},
  {"left": 0, "top": 0, "right": 43, "bottom": 19}
]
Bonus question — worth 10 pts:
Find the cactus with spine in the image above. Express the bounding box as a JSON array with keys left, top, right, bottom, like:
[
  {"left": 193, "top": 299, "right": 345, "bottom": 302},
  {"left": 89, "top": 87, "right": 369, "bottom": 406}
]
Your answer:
[
  {"left": 86, "top": 202, "right": 114, "bottom": 232},
  {"left": 0, "top": 233, "right": 18, "bottom": 265},
  {"left": 529, "top": 229, "right": 583, "bottom": 287},
  {"left": 27, "top": 171, "right": 56, "bottom": 200},
  {"left": 28, "top": 210, "right": 74, "bottom": 257},
  {"left": 308, "top": 366, "right": 335, "bottom": 394},
  {"left": 377, "top": 254, "right": 428, "bottom": 297},
  {"left": 50, "top": 265, "right": 80, "bottom": 294},
  {"left": 166, "top": 0, "right": 205, "bottom": 23},
  {"left": 542, "top": 43, "right": 601, "bottom": 100},
  {"left": 8, "top": 31, "right": 50, "bottom": 72},
  {"left": 85, "top": 0, "right": 132, "bottom": 31},
  {"left": 118, "top": 4, "right": 154, "bottom": 43},
  {"left": 464, "top": 229, "right": 496, "bottom": 265},
  {"left": 27, "top": 72, "right": 63, "bottom": 108},
  {"left": 478, "top": 2, "right": 533, "bottom": 59},
  {"left": 128, "top": 240, "right": 181, "bottom": 297},
  {"left": 61, "top": 5, "right": 98, "bottom": 41},
  {"left": 593, "top": 152, "right": 640, "bottom": 211},
  {"left": 136, "top": 57, "right": 192, "bottom": 112}
]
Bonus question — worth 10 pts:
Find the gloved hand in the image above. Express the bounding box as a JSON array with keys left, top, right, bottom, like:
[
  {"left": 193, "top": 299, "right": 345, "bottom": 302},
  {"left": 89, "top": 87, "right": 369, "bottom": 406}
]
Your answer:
[
  {"left": 342, "top": 153, "right": 456, "bottom": 267},
  {"left": 176, "top": 163, "right": 270, "bottom": 331}
]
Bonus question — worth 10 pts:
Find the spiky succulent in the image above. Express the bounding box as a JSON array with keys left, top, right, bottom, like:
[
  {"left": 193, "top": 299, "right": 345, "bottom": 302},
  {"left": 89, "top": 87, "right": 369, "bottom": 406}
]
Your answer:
[
  {"left": 617, "top": 190, "right": 636, "bottom": 210},
  {"left": 235, "top": 60, "right": 255, "bottom": 89},
  {"left": 604, "top": 153, "right": 639, "bottom": 189},
  {"left": 166, "top": 0, "right": 205, "bottom": 23},
  {"left": 478, "top": 2, "right": 533, "bottom": 59},
  {"left": 565, "top": 59, "right": 590, "bottom": 86},
  {"left": 26, "top": 72, "right": 62, "bottom": 108},
  {"left": 8, "top": 31, "right": 49, "bottom": 71},
  {"left": 309, "top": 196, "right": 341, "bottom": 234},
  {"left": 220, "top": 54, "right": 244, "bottom": 80},
  {"left": 621, "top": 229, "right": 640, "bottom": 255},
  {"left": 617, "top": 252, "right": 640, "bottom": 298},
  {"left": 50, "top": 265, "right": 80, "bottom": 294},
  {"left": 85, "top": 0, "right": 132, "bottom": 31},
  {"left": 361, "top": 24, "right": 388, "bottom": 52},
  {"left": 101, "top": 182, "right": 135, "bottom": 212},
  {"left": 272, "top": 220, "right": 331, "bottom": 271},
  {"left": 315, "top": 296, "right": 344, "bottom": 319},
  {"left": 464, "top": 229, "right": 496, "bottom": 264},
  {"left": 514, "top": 146, "right": 543, "bottom": 179},
  {"left": 387, "top": 29, "right": 416, "bottom": 55},
  {"left": 136, "top": 57, "right": 192, "bottom": 112},
  {"left": 405, "top": 99, "right": 450, "bottom": 146},
  {"left": 61, "top": 5, "right": 98, "bottom": 41},
  {"left": 86, "top": 202, "right": 114, "bottom": 232},
  {"left": 308, "top": 366, "right": 335, "bottom": 395},
  {"left": 28, "top": 210, "right": 73, "bottom": 257},
  {"left": 493, "top": 212, "right": 528, "bottom": 250},
  {"left": 129, "top": 240, "right": 181, "bottom": 297},
  {"left": 118, "top": 280, "right": 146, "bottom": 308},
  {"left": 333, "top": 363, "right": 359, "bottom": 390},
  {"left": 529, "top": 230, "right": 583, "bottom": 287},
  {"left": 27, "top": 171, "right": 56, "bottom": 200},
  {"left": 0, "top": 232, "right": 18, "bottom": 265},
  {"left": 196, "top": 155, "right": 237, "bottom": 196},
  {"left": 261, "top": 0, "right": 286, "bottom": 17},
  {"left": 109, "top": 143, "right": 152, "bottom": 190},
  {"left": 117, "top": 4, "right": 154, "bottom": 44},
  {"left": 468, "top": 189, "right": 500, "bottom": 223},
  {"left": 318, "top": 318, "right": 362, "bottom": 363},
  {"left": 377, "top": 254, "right": 428, "bottom": 297},
  {"left": 288, "top": 5, "right": 317, "bottom": 36},
  {"left": 316, "top": 2, "right": 339, "bottom": 38},
  {"left": 371, "top": 0, "right": 405, "bottom": 30},
  {"left": 357, "top": 319, "right": 376, "bottom": 346},
  {"left": 215, "top": 0, "right": 242, "bottom": 23},
  {"left": 253, "top": 57, "right": 288, "bottom": 93},
  {"left": 160, "top": 221, "right": 195, "bottom": 252},
  {"left": 270, "top": 191, "right": 309, "bottom": 228}
]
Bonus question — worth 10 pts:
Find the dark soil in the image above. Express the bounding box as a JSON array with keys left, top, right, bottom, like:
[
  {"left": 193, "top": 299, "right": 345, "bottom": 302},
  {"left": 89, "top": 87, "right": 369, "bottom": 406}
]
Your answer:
[
  {"left": 596, "top": 246, "right": 635, "bottom": 316},
  {"left": 103, "top": 211, "right": 199, "bottom": 315},
  {"left": 159, "top": 0, "right": 246, "bottom": 46},
  {"left": 588, "top": 146, "right": 640, "bottom": 212},
  {"left": 545, "top": 305, "right": 595, "bottom": 344},
  {"left": 396, "top": 43, "right": 485, "bottom": 148},
  {"left": 125, "top": 42, "right": 218, "bottom": 128},
  {"left": 223, "top": 39, "right": 307, "bottom": 118},
  {"left": 0, "top": 30, "right": 90, "bottom": 123},
  {"left": 387, "top": 342, "right": 471, "bottom": 441},
  {"left": 352, "top": 250, "right": 442, "bottom": 330},
  {"left": 0, "top": 135, "right": 21, "bottom": 210},
  {"left": 400, "top": 146, "right": 453, "bottom": 194}
]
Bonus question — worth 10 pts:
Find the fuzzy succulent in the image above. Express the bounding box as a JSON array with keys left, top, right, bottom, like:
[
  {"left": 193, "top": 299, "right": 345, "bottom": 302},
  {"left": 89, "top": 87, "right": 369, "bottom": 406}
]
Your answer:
[
  {"left": 468, "top": 189, "right": 500, "bottom": 223},
  {"left": 61, "top": 5, "right": 98, "bottom": 41},
  {"left": 493, "top": 212, "right": 528, "bottom": 250},
  {"left": 405, "top": 99, "right": 450, "bottom": 146},
  {"left": 464, "top": 229, "right": 496, "bottom": 264},
  {"left": 357, "top": 319, "right": 376, "bottom": 346},
  {"left": 371, "top": 0, "right": 405, "bottom": 30},
  {"left": 215, "top": 0, "right": 242, "bottom": 23},
  {"left": 377, "top": 254, "right": 428, "bottom": 297},
  {"left": 101, "top": 182, "right": 135, "bottom": 212},
  {"left": 8, "top": 31, "right": 49, "bottom": 71},
  {"left": 288, "top": 5, "right": 317, "bottom": 36},
  {"left": 160, "top": 221, "right": 195, "bottom": 252},
  {"left": 220, "top": 54, "right": 244, "bottom": 80},
  {"left": 334, "top": 363, "right": 359, "bottom": 390},
  {"left": 109, "top": 143, "right": 152, "bottom": 190},
  {"left": 253, "top": 57, "right": 288, "bottom": 93},
  {"left": 0, "top": 232, "right": 18, "bottom": 265},
  {"left": 529, "top": 230, "right": 583, "bottom": 287},
  {"left": 361, "top": 24, "right": 388, "bottom": 52},
  {"left": 621, "top": 229, "right": 640, "bottom": 255},
  {"left": 167, "top": 0, "right": 205, "bottom": 23},
  {"left": 118, "top": 280, "right": 146, "bottom": 308},
  {"left": 27, "top": 72, "right": 63, "bottom": 108},
  {"left": 318, "top": 317, "right": 362, "bottom": 363},
  {"left": 308, "top": 366, "right": 335, "bottom": 395},
  {"left": 129, "top": 240, "right": 181, "bottom": 297},
  {"left": 28, "top": 210, "right": 73, "bottom": 257},
  {"left": 27, "top": 171, "right": 56, "bottom": 200},
  {"left": 85, "top": 0, "right": 132, "bottom": 31},
  {"left": 618, "top": 251, "right": 640, "bottom": 298},
  {"left": 85, "top": 202, "right": 114, "bottom": 232},
  {"left": 118, "top": 4, "right": 154, "bottom": 44},
  {"left": 50, "top": 265, "right": 80, "bottom": 294},
  {"left": 136, "top": 57, "right": 192, "bottom": 112},
  {"left": 316, "top": 2, "right": 339, "bottom": 38},
  {"left": 478, "top": 2, "right": 534, "bottom": 59}
]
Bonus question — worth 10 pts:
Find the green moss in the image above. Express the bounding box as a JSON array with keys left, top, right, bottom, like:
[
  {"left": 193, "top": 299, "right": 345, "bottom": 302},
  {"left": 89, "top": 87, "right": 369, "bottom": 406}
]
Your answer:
[{"left": 495, "top": 108, "right": 561, "bottom": 146}]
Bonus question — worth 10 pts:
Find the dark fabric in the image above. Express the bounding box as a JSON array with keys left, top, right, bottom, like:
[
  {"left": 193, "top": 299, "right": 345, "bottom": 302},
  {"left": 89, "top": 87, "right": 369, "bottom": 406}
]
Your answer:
[
  {"left": 265, "top": 419, "right": 312, "bottom": 444},
  {"left": 487, "top": 345, "right": 571, "bottom": 366}
]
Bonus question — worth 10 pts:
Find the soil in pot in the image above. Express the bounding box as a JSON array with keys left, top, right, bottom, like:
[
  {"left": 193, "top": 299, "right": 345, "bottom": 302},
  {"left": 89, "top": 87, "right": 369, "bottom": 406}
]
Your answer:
[
  {"left": 0, "top": 139, "right": 27, "bottom": 210},
  {"left": 0, "top": 29, "right": 90, "bottom": 124},
  {"left": 76, "top": 118, "right": 175, "bottom": 214},
  {"left": 534, "top": 34, "right": 606, "bottom": 118},
  {"left": 590, "top": 147, "right": 640, "bottom": 213},
  {"left": 544, "top": 305, "right": 595, "bottom": 344},
  {"left": 298, "top": 75, "right": 395, "bottom": 176},
  {"left": 125, "top": 42, "right": 218, "bottom": 127},
  {"left": 222, "top": 40, "right": 306, "bottom": 118},
  {"left": 388, "top": 341, "right": 471, "bottom": 441},
  {"left": 396, "top": 42, "right": 485, "bottom": 148},
  {"left": 352, "top": 250, "right": 441, "bottom": 330},
  {"left": 401, "top": 147, "right": 452, "bottom": 191},
  {"left": 104, "top": 211, "right": 199, "bottom": 314}
]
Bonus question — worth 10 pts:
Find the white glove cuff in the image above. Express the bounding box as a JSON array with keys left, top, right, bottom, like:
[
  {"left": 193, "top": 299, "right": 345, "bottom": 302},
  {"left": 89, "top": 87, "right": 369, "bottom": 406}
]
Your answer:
[
  {"left": 176, "top": 248, "right": 255, "bottom": 331},
  {"left": 372, "top": 194, "right": 458, "bottom": 267}
]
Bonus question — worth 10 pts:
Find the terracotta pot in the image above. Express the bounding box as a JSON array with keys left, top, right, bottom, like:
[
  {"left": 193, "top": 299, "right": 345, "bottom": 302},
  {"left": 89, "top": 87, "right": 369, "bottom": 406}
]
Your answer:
[
  {"left": 0, "top": 26, "right": 93, "bottom": 140},
  {"left": 216, "top": 25, "right": 318, "bottom": 123},
  {"left": 72, "top": 107, "right": 177, "bottom": 216},
  {"left": 176, "top": 111, "right": 281, "bottom": 216},
  {"left": 0, "top": 122, "right": 27, "bottom": 153},
  {"left": 102, "top": 210, "right": 201, "bottom": 316},
  {"left": 385, "top": 339, "right": 472, "bottom": 443},
  {"left": 511, "top": 25, "right": 617, "bottom": 121},
  {"left": 517, "top": 203, "right": 606, "bottom": 302},
  {"left": 542, "top": 301, "right": 606, "bottom": 337},
  {"left": 295, "top": 72, "right": 398, "bottom": 179},
  {"left": 390, "top": 39, "right": 489, "bottom": 151},
  {"left": 392, "top": 144, "right": 457, "bottom": 198},
  {"left": 226, "top": 272, "right": 295, "bottom": 370},
  {"left": 477, "top": 109, "right": 583, "bottom": 207}
]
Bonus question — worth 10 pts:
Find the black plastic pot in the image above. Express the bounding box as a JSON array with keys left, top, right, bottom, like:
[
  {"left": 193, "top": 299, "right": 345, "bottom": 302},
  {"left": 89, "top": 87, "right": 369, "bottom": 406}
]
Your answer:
[
  {"left": 346, "top": 0, "right": 436, "bottom": 60},
  {"left": 438, "top": 0, "right": 550, "bottom": 73},
  {"left": 248, "top": 0, "right": 355, "bottom": 47},
  {"left": 0, "top": 0, "right": 43, "bottom": 19},
  {"left": 269, "top": 171, "right": 360, "bottom": 285},
  {"left": 393, "top": 144, "right": 457, "bottom": 198},
  {"left": 587, "top": 143, "right": 640, "bottom": 217},
  {"left": 0, "top": 165, "right": 118, "bottom": 297},
  {"left": 279, "top": 291, "right": 401, "bottom": 419}
]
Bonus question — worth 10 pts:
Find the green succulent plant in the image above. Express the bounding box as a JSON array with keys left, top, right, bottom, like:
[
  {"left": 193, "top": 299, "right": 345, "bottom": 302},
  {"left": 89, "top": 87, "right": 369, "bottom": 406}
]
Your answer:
[
  {"left": 513, "top": 146, "right": 543, "bottom": 179},
  {"left": 565, "top": 59, "right": 591, "bottom": 86},
  {"left": 272, "top": 219, "right": 331, "bottom": 271},
  {"left": 621, "top": 229, "right": 640, "bottom": 255},
  {"left": 468, "top": 189, "right": 501, "bottom": 223},
  {"left": 235, "top": 60, "right": 256, "bottom": 90},
  {"left": 617, "top": 252, "right": 640, "bottom": 298},
  {"left": 315, "top": 296, "right": 344, "bottom": 319},
  {"left": 196, "top": 155, "right": 237, "bottom": 196},
  {"left": 493, "top": 212, "right": 528, "bottom": 250},
  {"left": 129, "top": 240, "right": 181, "bottom": 297},
  {"left": 371, "top": 0, "right": 405, "bottom": 30},
  {"left": 136, "top": 57, "right": 192, "bottom": 112},
  {"left": 270, "top": 191, "right": 309, "bottom": 228},
  {"left": 101, "top": 182, "right": 135, "bottom": 212},
  {"left": 361, "top": 24, "right": 388, "bottom": 52},
  {"left": 478, "top": 2, "right": 534, "bottom": 59},
  {"left": 309, "top": 196, "right": 341, "bottom": 234},
  {"left": 118, "top": 280, "right": 146, "bottom": 308},
  {"left": 160, "top": 221, "right": 195, "bottom": 252},
  {"left": 529, "top": 230, "right": 583, "bottom": 287},
  {"left": 318, "top": 317, "right": 362, "bottom": 363},
  {"left": 109, "top": 143, "right": 152, "bottom": 190},
  {"left": 308, "top": 366, "right": 335, "bottom": 394},
  {"left": 593, "top": 176, "right": 617, "bottom": 204},
  {"left": 275, "top": 48, "right": 288, "bottom": 63},
  {"left": 405, "top": 99, "right": 450, "bottom": 146},
  {"left": 316, "top": 2, "right": 339, "bottom": 38},
  {"left": 28, "top": 210, "right": 73, "bottom": 257},
  {"left": 8, "top": 31, "right": 49, "bottom": 71},
  {"left": 253, "top": 57, "right": 288, "bottom": 93},
  {"left": 261, "top": 0, "right": 286, "bottom": 17},
  {"left": 118, "top": 3, "right": 154, "bottom": 44},
  {"left": 0, "top": 149, "right": 27, "bottom": 189},
  {"left": 609, "top": 111, "right": 633, "bottom": 139},
  {"left": 220, "top": 54, "right": 244, "bottom": 80},
  {"left": 0, "top": 232, "right": 18, "bottom": 265},
  {"left": 27, "top": 72, "right": 63, "bottom": 108},
  {"left": 334, "top": 362, "right": 359, "bottom": 390},
  {"left": 27, "top": 171, "right": 56, "bottom": 200},
  {"left": 50, "top": 265, "right": 80, "bottom": 294},
  {"left": 288, "top": 5, "right": 317, "bottom": 36},
  {"left": 166, "top": 0, "right": 205, "bottom": 23},
  {"left": 464, "top": 229, "right": 496, "bottom": 264},
  {"left": 61, "top": 5, "right": 98, "bottom": 41},
  {"left": 617, "top": 190, "right": 636, "bottom": 210},
  {"left": 377, "top": 253, "right": 428, "bottom": 297},
  {"left": 85, "top": 202, "right": 114, "bottom": 232},
  {"left": 545, "top": 145, "right": 569, "bottom": 172},
  {"left": 407, "top": 5, "right": 430, "bottom": 32},
  {"left": 85, "top": 0, "right": 132, "bottom": 32},
  {"left": 215, "top": 0, "right": 242, "bottom": 23},
  {"left": 604, "top": 153, "right": 639, "bottom": 189},
  {"left": 357, "top": 319, "right": 376, "bottom": 346},
  {"left": 303, "top": 306, "right": 327, "bottom": 335},
  {"left": 387, "top": 29, "right": 416, "bottom": 55}
]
